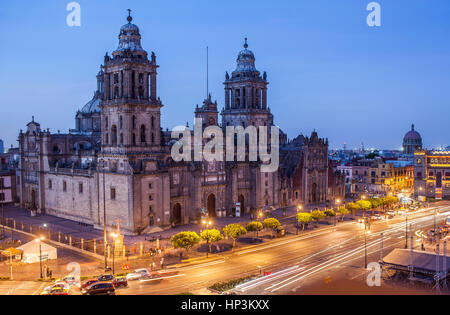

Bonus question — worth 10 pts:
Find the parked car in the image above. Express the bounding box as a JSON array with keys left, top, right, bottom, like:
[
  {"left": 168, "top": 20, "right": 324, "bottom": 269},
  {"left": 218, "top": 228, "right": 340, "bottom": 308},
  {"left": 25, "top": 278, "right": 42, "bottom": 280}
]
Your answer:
[
  {"left": 56, "top": 276, "right": 78, "bottom": 286},
  {"left": 98, "top": 274, "right": 115, "bottom": 282},
  {"left": 126, "top": 268, "right": 150, "bottom": 281},
  {"left": 81, "top": 282, "right": 115, "bottom": 295},
  {"left": 113, "top": 276, "right": 128, "bottom": 288},
  {"left": 41, "top": 284, "right": 69, "bottom": 295},
  {"left": 370, "top": 214, "right": 383, "bottom": 221}
]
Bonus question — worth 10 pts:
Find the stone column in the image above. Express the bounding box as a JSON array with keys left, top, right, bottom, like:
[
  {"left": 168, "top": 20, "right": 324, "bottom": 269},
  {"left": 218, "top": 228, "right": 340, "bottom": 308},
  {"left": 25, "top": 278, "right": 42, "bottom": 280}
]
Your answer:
[
  {"left": 150, "top": 72, "right": 157, "bottom": 101},
  {"left": 262, "top": 88, "right": 267, "bottom": 109},
  {"left": 225, "top": 88, "right": 230, "bottom": 110},
  {"left": 144, "top": 73, "right": 149, "bottom": 99}
]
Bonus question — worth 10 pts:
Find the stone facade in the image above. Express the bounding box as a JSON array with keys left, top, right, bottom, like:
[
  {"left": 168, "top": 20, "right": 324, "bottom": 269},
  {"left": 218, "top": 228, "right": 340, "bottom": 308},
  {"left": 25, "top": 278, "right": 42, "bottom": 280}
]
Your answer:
[{"left": 16, "top": 12, "right": 344, "bottom": 235}]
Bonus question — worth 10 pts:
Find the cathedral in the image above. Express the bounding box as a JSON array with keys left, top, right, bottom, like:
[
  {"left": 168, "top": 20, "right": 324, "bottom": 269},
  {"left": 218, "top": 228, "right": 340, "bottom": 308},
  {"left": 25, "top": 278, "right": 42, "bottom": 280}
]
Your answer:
[{"left": 17, "top": 12, "right": 344, "bottom": 235}]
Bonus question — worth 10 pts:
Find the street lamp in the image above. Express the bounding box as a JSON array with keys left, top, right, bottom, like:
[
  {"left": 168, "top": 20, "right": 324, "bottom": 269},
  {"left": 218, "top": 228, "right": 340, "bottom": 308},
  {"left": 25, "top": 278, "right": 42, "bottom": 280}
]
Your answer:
[
  {"left": 364, "top": 226, "right": 371, "bottom": 269},
  {"left": 35, "top": 236, "right": 44, "bottom": 279},
  {"left": 110, "top": 233, "right": 118, "bottom": 275}
]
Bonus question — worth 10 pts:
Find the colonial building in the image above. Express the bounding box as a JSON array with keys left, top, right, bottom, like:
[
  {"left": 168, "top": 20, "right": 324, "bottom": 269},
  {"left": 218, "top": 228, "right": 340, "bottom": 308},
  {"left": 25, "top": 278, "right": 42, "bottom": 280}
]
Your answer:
[
  {"left": 414, "top": 150, "right": 450, "bottom": 200},
  {"left": 17, "top": 12, "right": 344, "bottom": 235}
]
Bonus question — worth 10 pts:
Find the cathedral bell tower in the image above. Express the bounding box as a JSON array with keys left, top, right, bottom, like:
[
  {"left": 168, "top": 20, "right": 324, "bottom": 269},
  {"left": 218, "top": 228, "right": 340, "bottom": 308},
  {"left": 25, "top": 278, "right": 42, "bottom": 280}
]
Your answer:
[
  {"left": 100, "top": 10, "right": 162, "bottom": 157},
  {"left": 222, "top": 38, "right": 273, "bottom": 129}
]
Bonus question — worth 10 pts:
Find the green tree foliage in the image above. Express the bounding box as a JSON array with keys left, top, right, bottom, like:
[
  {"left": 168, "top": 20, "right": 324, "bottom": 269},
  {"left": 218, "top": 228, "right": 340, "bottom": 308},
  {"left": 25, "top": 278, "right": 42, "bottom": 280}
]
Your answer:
[
  {"left": 311, "top": 210, "right": 326, "bottom": 222},
  {"left": 263, "top": 218, "right": 281, "bottom": 238},
  {"left": 223, "top": 224, "right": 247, "bottom": 249},
  {"left": 171, "top": 231, "right": 200, "bottom": 252},
  {"left": 347, "top": 202, "right": 360, "bottom": 216},
  {"left": 296, "top": 212, "right": 312, "bottom": 230},
  {"left": 369, "top": 198, "right": 382, "bottom": 209},
  {"left": 356, "top": 200, "right": 372, "bottom": 216},
  {"left": 246, "top": 221, "right": 264, "bottom": 239},
  {"left": 200, "top": 229, "right": 223, "bottom": 253},
  {"left": 337, "top": 206, "right": 349, "bottom": 221},
  {"left": 324, "top": 209, "right": 336, "bottom": 217}
]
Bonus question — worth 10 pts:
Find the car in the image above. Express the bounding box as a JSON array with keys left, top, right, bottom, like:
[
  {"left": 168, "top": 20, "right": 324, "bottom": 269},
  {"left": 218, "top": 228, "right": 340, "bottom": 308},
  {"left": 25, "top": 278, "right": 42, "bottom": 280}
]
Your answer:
[
  {"left": 41, "top": 284, "right": 69, "bottom": 295},
  {"left": 358, "top": 217, "right": 369, "bottom": 224},
  {"left": 78, "top": 279, "right": 99, "bottom": 290},
  {"left": 81, "top": 282, "right": 115, "bottom": 295},
  {"left": 139, "top": 273, "right": 163, "bottom": 284},
  {"left": 370, "top": 214, "right": 383, "bottom": 221},
  {"left": 126, "top": 268, "right": 150, "bottom": 281},
  {"left": 113, "top": 276, "right": 128, "bottom": 288},
  {"left": 98, "top": 274, "right": 115, "bottom": 282},
  {"left": 56, "top": 276, "right": 79, "bottom": 287}
]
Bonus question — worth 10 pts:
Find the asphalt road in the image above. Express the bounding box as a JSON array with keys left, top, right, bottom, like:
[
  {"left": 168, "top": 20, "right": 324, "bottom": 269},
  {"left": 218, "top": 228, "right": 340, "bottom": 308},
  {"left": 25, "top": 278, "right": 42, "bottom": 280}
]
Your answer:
[
  {"left": 111, "top": 205, "right": 450, "bottom": 295},
  {"left": 4, "top": 205, "right": 448, "bottom": 295}
]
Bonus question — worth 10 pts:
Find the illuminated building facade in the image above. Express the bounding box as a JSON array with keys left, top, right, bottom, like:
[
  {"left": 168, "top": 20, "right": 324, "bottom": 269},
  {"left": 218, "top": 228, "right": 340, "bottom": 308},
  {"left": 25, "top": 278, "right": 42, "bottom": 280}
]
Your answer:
[{"left": 414, "top": 150, "right": 450, "bottom": 200}]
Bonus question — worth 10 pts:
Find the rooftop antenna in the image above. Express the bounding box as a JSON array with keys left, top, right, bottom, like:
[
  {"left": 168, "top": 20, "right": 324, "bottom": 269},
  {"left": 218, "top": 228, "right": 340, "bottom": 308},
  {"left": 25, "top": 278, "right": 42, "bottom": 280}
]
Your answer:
[{"left": 206, "top": 46, "right": 209, "bottom": 100}]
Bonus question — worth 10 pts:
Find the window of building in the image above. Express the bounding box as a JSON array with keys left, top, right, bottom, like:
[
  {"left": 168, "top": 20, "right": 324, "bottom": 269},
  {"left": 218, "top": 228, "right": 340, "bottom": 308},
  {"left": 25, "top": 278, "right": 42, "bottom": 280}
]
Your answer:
[
  {"left": 149, "top": 195, "right": 153, "bottom": 201},
  {"left": 79, "top": 183, "right": 83, "bottom": 194},
  {"left": 110, "top": 188, "right": 116, "bottom": 200},
  {"left": 63, "top": 181, "right": 67, "bottom": 192},
  {"left": 0, "top": 178, "right": 4, "bottom": 189},
  {"left": 48, "top": 180, "right": 52, "bottom": 190},
  {"left": 0, "top": 193, "right": 4, "bottom": 202},
  {"left": 148, "top": 183, "right": 153, "bottom": 189},
  {"left": 17, "top": 176, "right": 20, "bottom": 185}
]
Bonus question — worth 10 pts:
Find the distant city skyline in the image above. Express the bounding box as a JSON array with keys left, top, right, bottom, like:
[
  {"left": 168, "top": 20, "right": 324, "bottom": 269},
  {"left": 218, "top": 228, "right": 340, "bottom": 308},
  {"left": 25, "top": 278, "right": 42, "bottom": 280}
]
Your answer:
[{"left": 0, "top": 0, "right": 449, "bottom": 150}]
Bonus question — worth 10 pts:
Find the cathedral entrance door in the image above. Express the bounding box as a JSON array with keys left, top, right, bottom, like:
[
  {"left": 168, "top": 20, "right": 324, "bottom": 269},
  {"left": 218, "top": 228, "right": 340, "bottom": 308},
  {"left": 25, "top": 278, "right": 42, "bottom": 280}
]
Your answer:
[
  {"left": 238, "top": 195, "right": 245, "bottom": 214},
  {"left": 311, "top": 183, "right": 317, "bottom": 203},
  {"left": 173, "top": 203, "right": 182, "bottom": 225},
  {"left": 31, "top": 189, "right": 36, "bottom": 210},
  {"left": 207, "top": 194, "right": 216, "bottom": 218}
]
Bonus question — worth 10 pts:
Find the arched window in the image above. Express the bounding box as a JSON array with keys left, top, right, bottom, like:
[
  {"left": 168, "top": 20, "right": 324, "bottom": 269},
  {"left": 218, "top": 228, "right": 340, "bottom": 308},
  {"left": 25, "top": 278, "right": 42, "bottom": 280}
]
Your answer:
[
  {"left": 132, "top": 116, "right": 136, "bottom": 129},
  {"left": 151, "top": 133, "right": 155, "bottom": 144},
  {"left": 120, "top": 133, "right": 123, "bottom": 145},
  {"left": 151, "top": 116, "right": 155, "bottom": 129},
  {"left": 105, "top": 133, "right": 109, "bottom": 145},
  {"left": 132, "top": 133, "right": 136, "bottom": 146},
  {"left": 119, "top": 116, "right": 123, "bottom": 129},
  {"left": 140, "top": 125, "right": 146, "bottom": 143}
]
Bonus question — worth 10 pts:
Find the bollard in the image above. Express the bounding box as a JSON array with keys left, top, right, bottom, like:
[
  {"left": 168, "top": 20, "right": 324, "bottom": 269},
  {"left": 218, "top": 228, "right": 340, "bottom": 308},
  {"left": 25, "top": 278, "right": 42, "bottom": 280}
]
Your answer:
[
  {"left": 58, "top": 232, "right": 61, "bottom": 243},
  {"left": 81, "top": 238, "right": 84, "bottom": 251},
  {"left": 140, "top": 241, "right": 143, "bottom": 256},
  {"left": 13, "top": 220, "right": 16, "bottom": 230},
  {"left": 69, "top": 235, "right": 72, "bottom": 247},
  {"left": 93, "top": 240, "right": 97, "bottom": 254},
  {"left": 21, "top": 223, "right": 24, "bottom": 231}
]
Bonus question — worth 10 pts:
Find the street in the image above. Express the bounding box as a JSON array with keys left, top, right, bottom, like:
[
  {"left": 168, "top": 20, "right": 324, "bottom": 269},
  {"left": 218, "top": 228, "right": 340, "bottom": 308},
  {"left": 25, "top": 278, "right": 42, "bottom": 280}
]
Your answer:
[{"left": 106, "top": 205, "right": 449, "bottom": 295}]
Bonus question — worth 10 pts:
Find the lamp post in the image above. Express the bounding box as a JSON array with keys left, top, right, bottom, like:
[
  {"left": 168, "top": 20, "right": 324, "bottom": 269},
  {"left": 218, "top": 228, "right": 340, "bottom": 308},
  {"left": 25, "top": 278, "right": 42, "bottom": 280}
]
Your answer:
[
  {"left": 405, "top": 214, "right": 408, "bottom": 249},
  {"left": 364, "top": 225, "right": 370, "bottom": 269},
  {"left": 110, "top": 233, "right": 118, "bottom": 275},
  {"left": 335, "top": 199, "right": 341, "bottom": 226},
  {"left": 35, "top": 236, "right": 44, "bottom": 279}
]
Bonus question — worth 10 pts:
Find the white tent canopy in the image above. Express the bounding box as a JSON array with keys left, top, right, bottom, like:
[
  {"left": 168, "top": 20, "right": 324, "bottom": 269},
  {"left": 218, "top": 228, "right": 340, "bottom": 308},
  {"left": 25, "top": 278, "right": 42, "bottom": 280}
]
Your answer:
[{"left": 17, "top": 241, "right": 57, "bottom": 264}]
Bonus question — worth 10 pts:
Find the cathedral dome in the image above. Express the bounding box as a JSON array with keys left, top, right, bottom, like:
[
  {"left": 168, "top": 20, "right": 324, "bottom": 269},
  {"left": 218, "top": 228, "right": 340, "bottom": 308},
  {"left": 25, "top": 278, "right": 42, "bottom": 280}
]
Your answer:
[
  {"left": 113, "top": 11, "right": 145, "bottom": 55},
  {"left": 403, "top": 124, "right": 422, "bottom": 141},
  {"left": 235, "top": 38, "right": 257, "bottom": 72}
]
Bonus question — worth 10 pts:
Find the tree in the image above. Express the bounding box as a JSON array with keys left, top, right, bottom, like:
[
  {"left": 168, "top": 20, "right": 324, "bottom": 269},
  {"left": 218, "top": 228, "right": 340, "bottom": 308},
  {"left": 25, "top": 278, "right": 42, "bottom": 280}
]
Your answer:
[
  {"left": 311, "top": 210, "right": 326, "bottom": 223},
  {"left": 369, "top": 198, "right": 382, "bottom": 209},
  {"left": 246, "top": 221, "right": 264, "bottom": 239},
  {"left": 356, "top": 200, "right": 372, "bottom": 217},
  {"left": 223, "top": 224, "right": 247, "bottom": 249},
  {"left": 171, "top": 232, "right": 200, "bottom": 252},
  {"left": 200, "top": 229, "right": 223, "bottom": 254},
  {"left": 337, "top": 206, "right": 349, "bottom": 221},
  {"left": 347, "top": 202, "right": 360, "bottom": 216},
  {"left": 296, "top": 212, "right": 312, "bottom": 231},
  {"left": 263, "top": 218, "right": 281, "bottom": 238},
  {"left": 324, "top": 209, "right": 336, "bottom": 217}
]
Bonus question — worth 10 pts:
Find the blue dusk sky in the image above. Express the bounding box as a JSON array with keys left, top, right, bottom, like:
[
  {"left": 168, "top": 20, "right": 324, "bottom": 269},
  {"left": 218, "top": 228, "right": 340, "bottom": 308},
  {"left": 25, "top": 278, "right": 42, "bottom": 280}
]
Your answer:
[{"left": 0, "top": 0, "right": 449, "bottom": 151}]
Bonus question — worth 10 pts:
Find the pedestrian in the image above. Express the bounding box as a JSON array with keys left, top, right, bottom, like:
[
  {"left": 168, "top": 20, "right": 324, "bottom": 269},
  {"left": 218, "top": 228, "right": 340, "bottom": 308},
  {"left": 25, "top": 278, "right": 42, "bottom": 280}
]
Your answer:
[{"left": 160, "top": 257, "right": 165, "bottom": 270}]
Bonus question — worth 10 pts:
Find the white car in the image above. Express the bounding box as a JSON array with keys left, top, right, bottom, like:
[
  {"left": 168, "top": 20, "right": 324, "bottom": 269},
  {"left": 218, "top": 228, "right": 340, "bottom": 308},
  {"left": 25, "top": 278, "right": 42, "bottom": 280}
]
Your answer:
[{"left": 126, "top": 268, "right": 150, "bottom": 281}]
